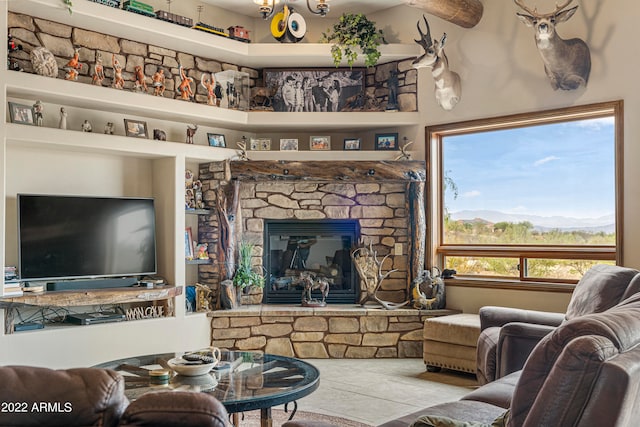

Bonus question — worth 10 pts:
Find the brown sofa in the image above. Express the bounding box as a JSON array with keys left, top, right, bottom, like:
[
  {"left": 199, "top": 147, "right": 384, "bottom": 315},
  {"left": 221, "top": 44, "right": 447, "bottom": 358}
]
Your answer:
[
  {"left": 476, "top": 264, "right": 640, "bottom": 385},
  {"left": 0, "top": 365, "right": 228, "bottom": 427},
  {"left": 378, "top": 291, "right": 640, "bottom": 427}
]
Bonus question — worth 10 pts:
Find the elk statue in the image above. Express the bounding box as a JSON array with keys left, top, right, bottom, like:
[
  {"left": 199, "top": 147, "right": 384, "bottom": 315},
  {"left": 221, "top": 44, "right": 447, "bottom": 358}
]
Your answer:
[
  {"left": 514, "top": 0, "right": 591, "bottom": 90},
  {"left": 412, "top": 15, "right": 461, "bottom": 111}
]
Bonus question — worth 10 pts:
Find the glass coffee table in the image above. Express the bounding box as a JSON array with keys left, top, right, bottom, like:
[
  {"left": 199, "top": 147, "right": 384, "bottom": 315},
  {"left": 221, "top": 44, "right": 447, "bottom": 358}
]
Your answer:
[{"left": 94, "top": 350, "right": 320, "bottom": 427}]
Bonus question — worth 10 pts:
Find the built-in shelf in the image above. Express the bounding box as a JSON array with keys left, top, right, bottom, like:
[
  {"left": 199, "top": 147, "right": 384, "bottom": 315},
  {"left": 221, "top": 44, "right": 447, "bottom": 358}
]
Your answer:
[
  {"left": 186, "top": 209, "right": 213, "bottom": 215},
  {"left": 186, "top": 259, "right": 211, "bottom": 265}
]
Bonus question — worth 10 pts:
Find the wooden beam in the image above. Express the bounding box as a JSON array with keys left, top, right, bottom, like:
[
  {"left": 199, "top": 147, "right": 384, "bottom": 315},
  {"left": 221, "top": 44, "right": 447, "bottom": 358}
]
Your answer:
[
  {"left": 404, "top": 0, "right": 484, "bottom": 28},
  {"left": 229, "top": 161, "right": 426, "bottom": 182}
]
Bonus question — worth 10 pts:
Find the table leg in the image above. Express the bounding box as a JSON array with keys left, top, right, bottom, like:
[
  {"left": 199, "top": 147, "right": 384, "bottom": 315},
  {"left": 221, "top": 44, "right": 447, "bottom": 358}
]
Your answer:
[
  {"left": 232, "top": 412, "right": 240, "bottom": 427},
  {"left": 260, "top": 407, "right": 273, "bottom": 427}
]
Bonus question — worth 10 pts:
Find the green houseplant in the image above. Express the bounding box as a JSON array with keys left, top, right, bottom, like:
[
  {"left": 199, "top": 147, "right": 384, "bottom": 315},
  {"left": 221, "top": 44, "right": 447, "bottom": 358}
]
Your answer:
[
  {"left": 233, "top": 241, "right": 265, "bottom": 292},
  {"left": 321, "top": 13, "right": 386, "bottom": 68}
]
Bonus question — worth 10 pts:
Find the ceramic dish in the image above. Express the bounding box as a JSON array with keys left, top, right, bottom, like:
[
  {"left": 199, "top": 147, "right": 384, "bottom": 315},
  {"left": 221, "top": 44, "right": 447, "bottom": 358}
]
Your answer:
[{"left": 167, "top": 357, "right": 216, "bottom": 376}]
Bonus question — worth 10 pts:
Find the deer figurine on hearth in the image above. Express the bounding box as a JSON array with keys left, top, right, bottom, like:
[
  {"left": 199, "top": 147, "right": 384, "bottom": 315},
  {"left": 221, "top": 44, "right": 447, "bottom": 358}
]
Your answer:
[
  {"left": 514, "top": 0, "right": 591, "bottom": 90},
  {"left": 412, "top": 15, "right": 461, "bottom": 111}
]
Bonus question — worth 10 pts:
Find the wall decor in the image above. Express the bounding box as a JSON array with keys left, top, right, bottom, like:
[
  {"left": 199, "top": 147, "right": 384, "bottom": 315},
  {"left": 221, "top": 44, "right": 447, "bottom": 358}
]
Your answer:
[
  {"left": 250, "top": 138, "right": 271, "bottom": 151},
  {"left": 207, "top": 133, "right": 226, "bottom": 147},
  {"left": 280, "top": 138, "right": 299, "bottom": 151},
  {"left": 124, "top": 119, "right": 149, "bottom": 138},
  {"left": 375, "top": 133, "right": 399, "bottom": 150},
  {"left": 8, "top": 102, "right": 34, "bottom": 125},
  {"left": 310, "top": 136, "right": 331, "bottom": 151},
  {"left": 185, "top": 227, "right": 194, "bottom": 260},
  {"left": 263, "top": 68, "right": 365, "bottom": 112},
  {"left": 344, "top": 138, "right": 361, "bottom": 151}
]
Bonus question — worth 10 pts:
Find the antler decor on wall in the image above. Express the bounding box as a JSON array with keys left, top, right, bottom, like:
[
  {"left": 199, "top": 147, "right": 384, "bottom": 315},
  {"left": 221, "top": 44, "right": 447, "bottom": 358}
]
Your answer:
[
  {"left": 404, "top": 0, "right": 484, "bottom": 28},
  {"left": 514, "top": 0, "right": 591, "bottom": 90}
]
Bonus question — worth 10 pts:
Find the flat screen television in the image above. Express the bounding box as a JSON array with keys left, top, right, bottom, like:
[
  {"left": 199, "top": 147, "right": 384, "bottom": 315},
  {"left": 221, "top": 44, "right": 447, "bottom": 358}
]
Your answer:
[{"left": 18, "top": 194, "right": 157, "bottom": 283}]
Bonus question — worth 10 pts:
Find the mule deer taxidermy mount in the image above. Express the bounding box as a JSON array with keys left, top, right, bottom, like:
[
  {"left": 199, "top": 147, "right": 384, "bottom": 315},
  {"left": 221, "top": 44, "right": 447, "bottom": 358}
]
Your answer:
[
  {"left": 515, "top": 0, "right": 591, "bottom": 90},
  {"left": 412, "top": 15, "right": 461, "bottom": 111}
]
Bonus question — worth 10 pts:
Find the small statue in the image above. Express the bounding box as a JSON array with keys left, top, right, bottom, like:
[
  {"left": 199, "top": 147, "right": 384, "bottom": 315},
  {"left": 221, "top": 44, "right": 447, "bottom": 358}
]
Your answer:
[
  {"left": 58, "top": 107, "right": 67, "bottom": 130},
  {"left": 81, "top": 120, "right": 92, "bottom": 132},
  {"left": 64, "top": 48, "right": 83, "bottom": 81},
  {"left": 178, "top": 64, "right": 194, "bottom": 101},
  {"left": 200, "top": 73, "right": 216, "bottom": 106},
  {"left": 32, "top": 100, "right": 44, "bottom": 127},
  {"left": 153, "top": 129, "right": 167, "bottom": 141},
  {"left": 186, "top": 124, "right": 198, "bottom": 144},
  {"left": 214, "top": 81, "right": 223, "bottom": 107},
  {"left": 104, "top": 122, "right": 114, "bottom": 135},
  {"left": 195, "top": 243, "right": 209, "bottom": 260},
  {"left": 112, "top": 54, "right": 125, "bottom": 89},
  {"left": 386, "top": 69, "right": 399, "bottom": 111},
  {"left": 411, "top": 268, "right": 446, "bottom": 310},
  {"left": 8, "top": 34, "right": 23, "bottom": 72},
  {"left": 152, "top": 67, "right": 166, "bottom": 96},
  {"left": 92, "top": 52, "right": 105, "bottom": 86},
  {"left": 30, "top": 47, "right": 58, "bottom": 77},
  {"left": 134, "top": 65, "right": 148, "bottom": 93}
]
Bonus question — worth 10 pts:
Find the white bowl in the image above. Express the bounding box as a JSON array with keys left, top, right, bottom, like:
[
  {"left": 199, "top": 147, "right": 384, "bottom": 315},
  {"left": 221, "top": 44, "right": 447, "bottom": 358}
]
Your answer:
[{"left": 167, "top": 357, "right": 216, "bottom": 377}]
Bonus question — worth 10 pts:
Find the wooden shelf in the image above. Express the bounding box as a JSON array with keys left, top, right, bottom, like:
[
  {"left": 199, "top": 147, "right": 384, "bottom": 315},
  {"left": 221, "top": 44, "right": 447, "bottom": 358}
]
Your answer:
[
  {"left": 186, "top": 209, "right": 213, "bottom": 215},
  {"left": 186, "top": 259, "right": 211, "bottom": 265},
  {"left": 0, "top": 285, "right": 183, "bottom": 308}
]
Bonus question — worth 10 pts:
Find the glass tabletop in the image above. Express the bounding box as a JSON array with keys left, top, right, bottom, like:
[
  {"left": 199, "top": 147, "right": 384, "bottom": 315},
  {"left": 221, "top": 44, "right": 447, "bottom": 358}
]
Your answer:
[{"left": 94, "top": 350, "right": 320, "bottom": 414}]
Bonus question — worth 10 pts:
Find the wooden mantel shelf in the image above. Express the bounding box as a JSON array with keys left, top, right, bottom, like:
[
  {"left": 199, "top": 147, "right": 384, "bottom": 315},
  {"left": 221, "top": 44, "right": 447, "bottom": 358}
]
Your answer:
[{"left": 0, "top": 285, "right": 182, "bottom": 308}]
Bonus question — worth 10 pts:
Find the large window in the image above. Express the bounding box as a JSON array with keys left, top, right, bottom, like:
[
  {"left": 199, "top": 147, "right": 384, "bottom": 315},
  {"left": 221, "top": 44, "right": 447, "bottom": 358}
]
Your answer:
[{"left": 427, "top": 101, "right": 623, "bottom": 283}]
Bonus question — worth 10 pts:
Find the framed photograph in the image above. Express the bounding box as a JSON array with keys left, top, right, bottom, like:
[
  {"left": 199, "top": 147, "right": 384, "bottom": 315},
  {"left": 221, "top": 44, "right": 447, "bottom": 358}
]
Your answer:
[
  {"left": 310, "top": 136, "right": 331, "bottom": 151},
  {"left": 263, "top": 68, "right": 366, "bottom": 112},
  {"left": 124, "top": 119, "right": 149, "bottom": 139},
  {"left": 250, "top": 138, "right": 271, "bottom": 151},
  {"left": 375, "top": 133, "right": 399, "bottom": 150},
  {"left": 344, "top": 138, "right": 361, "bottom": 151},
  {"left": 185, "top": 227, "right": 194, "bottom": 260},
  {"left": 8, "top": 102, "right": 35, "bottom": 125},
  {"left": 280, "top": 138, "right": 299, "bottom": 151},
  {"left": 207, "top": 133, "right": 226, "bottom": 147}
]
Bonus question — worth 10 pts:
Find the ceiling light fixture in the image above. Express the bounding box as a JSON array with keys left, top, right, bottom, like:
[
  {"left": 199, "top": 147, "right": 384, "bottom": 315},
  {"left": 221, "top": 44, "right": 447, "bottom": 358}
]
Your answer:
[
  {"left": 254, "top": 0, "right": 280, "bottom": 20},
  {"left": 307, "top": 0, "right": 330, "bottom": 17}
]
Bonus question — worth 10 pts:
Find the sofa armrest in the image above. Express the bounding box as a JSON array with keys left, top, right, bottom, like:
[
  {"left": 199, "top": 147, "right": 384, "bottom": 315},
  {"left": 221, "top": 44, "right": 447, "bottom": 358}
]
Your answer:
[
  {"left": 497, "top": 322, "right": 557, "bottom": 378},
  {"left": 479, "top": 306, "right": 565, "bottom": 331}
]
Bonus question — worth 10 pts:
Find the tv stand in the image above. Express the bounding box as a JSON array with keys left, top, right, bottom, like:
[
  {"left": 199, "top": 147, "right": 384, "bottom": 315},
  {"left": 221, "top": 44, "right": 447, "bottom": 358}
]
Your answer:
[{"left": 45, "top": 277, "right": 139, "bottom": 291}]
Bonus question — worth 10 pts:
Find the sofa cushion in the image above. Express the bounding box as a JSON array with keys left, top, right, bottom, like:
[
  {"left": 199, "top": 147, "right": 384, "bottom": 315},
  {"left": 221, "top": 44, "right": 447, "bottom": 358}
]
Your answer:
[
  {"left": 411, "top": 409, "right": 509, "bottom": 427},
  {"left": 476, "top": 327, "right": 499, "bottom": 385},
  {"left": 378, "top": 401, "right": 505, "bottom": 427},
  {"left": 462, "top": 371, "right": 519, "bottom": 409},
  {"left": 565, "top": 264, "right": 638, "bottom": 320}
]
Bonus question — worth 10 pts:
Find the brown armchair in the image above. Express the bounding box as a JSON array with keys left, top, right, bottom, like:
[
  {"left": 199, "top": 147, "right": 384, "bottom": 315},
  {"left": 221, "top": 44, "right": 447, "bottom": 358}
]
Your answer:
[{"left": 476, "top": 264, "right": 640, "bottom": 385}]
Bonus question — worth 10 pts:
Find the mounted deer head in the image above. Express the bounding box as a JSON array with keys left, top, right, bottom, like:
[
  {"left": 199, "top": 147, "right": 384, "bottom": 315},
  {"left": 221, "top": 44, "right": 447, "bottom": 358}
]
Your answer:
[
  {"left": 412, "top": 15, "right": 461, "bottom": 111},
  {"left": 515, "top": 0, "right": 591, "bottom": 90}
]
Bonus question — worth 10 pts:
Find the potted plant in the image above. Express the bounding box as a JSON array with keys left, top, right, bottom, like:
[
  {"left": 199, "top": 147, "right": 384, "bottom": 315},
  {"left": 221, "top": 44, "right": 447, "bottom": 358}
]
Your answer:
[
  {"left": 321, "top": 13, "right": 386, "bottom": 68},
  {"left": 233, "top": 241, "right": 265, "bottom": 295}
]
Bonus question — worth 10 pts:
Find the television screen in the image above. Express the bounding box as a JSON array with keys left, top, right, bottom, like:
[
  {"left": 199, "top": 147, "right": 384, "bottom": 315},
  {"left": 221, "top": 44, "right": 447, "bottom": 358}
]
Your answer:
[{"left": 18, "top": 194, "right": 157, "bottom": 281}]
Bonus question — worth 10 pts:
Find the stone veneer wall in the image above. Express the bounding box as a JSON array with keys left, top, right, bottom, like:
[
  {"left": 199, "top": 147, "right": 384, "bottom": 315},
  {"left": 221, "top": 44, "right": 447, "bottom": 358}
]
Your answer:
[
  {"left": 197, "top": 162, "right": 414, "bottom": 307},
  {"left": 210, "top": 307, "right": 459, "bottom": 358},
  {"left": 8, "top": 12, "right": 417, "bottom": 112}
]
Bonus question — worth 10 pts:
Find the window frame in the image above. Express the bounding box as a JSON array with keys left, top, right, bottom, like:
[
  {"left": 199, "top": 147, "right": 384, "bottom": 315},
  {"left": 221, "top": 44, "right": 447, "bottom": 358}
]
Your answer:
[{"left": 426, "top": 101, "right": 624, "bottom": 285}]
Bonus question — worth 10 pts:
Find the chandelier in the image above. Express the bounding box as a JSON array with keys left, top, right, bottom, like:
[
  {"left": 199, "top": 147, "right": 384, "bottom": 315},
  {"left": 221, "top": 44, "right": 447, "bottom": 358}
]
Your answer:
[{"left": 253, "top": 0, "right": 331, "bottom": 19}]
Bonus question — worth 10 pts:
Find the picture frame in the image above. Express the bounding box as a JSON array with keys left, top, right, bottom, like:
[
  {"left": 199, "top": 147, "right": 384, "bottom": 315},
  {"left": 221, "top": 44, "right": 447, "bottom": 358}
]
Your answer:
[
  {"left": 207, "top": 133, "right": 226, "bottom": 147},
  {"left": 8, "top": 102, "right": 35, "bottom": 125},
  {"left": 310, "top": 136, "right": 331, "bottom": 151},
  {"left": 250, "top": 138, "right": 271, "bottom": 151},
  {"left": 375, "top": 133, "right": 399, "bottom": 150},
  {"left": 343, "top": 138, "right": 361, "bottom": 151},
  {"left": 124, "top": 119, "right": 149, "bottom": 139},
  {"left": 280, "top": 138, "right": 299, "bottom": 151},
  {"left": 185, "top": 227, "right": 194, "bottom": 260},
  {"left": 263, "top": 68, "right": 366, "bottom": 112}
]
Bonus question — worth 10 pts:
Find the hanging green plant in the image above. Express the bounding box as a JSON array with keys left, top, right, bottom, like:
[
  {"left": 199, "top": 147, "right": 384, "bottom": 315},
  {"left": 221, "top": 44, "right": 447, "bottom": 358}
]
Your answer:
[
  {"left": 232, "top": 241, "right": 265, "bottom": 290},
  {"left": 321, "top": 13, "right": 386, "bottom": 68},
  {"left": 62, "top": 0, "right": 73, "bottom": 14}
]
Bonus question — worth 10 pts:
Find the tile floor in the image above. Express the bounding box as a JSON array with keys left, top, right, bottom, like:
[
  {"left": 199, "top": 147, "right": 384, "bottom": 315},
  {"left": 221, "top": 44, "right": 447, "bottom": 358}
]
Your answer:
[{"left": 293, "top": 358, "right": 479, "bottom": 426}]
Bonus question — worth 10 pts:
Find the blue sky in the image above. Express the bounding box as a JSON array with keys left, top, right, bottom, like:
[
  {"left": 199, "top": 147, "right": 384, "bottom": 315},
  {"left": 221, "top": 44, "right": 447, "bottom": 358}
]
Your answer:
[{"left": 443, "top": 117, "right": 616, "bottom": 219}]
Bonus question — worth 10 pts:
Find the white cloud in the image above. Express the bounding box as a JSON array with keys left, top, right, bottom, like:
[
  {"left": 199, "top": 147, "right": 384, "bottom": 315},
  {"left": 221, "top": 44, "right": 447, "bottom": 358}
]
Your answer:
[
  {"left": 462, "top": 190, "right": 481, "bottom": 198},
  {"left": 508, "top": 205, "right": 528, "bottom": 213},
  {"left": 533, "top": 156, "right": 559, "bottom": 167}
]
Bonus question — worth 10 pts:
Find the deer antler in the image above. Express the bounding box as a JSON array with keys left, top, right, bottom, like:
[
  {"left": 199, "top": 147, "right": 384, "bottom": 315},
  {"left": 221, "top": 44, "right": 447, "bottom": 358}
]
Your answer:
[
  {"left": 513, "top": 0, "right": 538, "bottom": 15},
  {"left": 415, "top": 15, "right": 433, "bottom": 50},
  {"left": 552, "top": 0, "right": 574, "bottom": 13}
]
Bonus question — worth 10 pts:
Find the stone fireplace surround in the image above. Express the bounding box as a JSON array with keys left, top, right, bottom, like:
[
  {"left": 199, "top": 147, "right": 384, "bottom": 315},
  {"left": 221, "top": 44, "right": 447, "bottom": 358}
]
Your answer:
[{"left": 198, "top": 160, "right": 430, "bottom": 358}]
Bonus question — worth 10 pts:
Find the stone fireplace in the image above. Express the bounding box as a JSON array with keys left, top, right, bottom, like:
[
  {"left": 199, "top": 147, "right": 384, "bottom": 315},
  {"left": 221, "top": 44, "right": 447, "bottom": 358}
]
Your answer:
[{"left": 198, "top": 160, "right": 426, "bottom": 308}]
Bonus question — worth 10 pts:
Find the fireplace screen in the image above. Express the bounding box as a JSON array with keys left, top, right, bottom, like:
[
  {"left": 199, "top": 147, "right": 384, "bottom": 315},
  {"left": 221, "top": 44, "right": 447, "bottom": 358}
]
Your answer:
[{"left": 263, "top": 220, "right": 359, "bottom": 304}]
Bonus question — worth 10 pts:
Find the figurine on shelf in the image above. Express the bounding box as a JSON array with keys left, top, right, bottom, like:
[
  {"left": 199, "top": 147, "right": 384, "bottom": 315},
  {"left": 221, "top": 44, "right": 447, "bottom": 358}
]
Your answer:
[
  {"left": 153, "top": 129, "right": 167, "bottom": 141},
  {"left": 92, "top": 52, "right": 105, "bottom": 86},
  {"left": 104, "top": 122, "right": 115, "bottom": 135},
  {"left": 177, "top": 64, "right": 194, "bottom": 101},
  {"left": 214, "top": 81, "right": 223, "bottom": 107},
  {"left": 195, "top": 243, "right": 209, "bottom": 260},
  {"left": 32, "top": 100, "right": 44, "bottom": 127},
  {"left": 58, "top": 107, "right": 67, "bottom": 130},
  {"left": 200, "top": 73, "right": 216, "bottom": 106},
  {"left": 7, "top": 34, "right": 23, "bottom": 72},
  {"left": 112, "top": 54, "right": 125, "bottom": 89},
  {"left": 64, "top": 48, "right": 83, "bottom": 81},
  {"left": 186, "top": 124, "right": 198, "bottom": 144},
  {"left": 152, "top": 67, "right": 166, "bottom": 96},
  {"left": 81, "top": 120, "right": 93, "bottom": 132},
  {"left": 31, "top": 47, "right": 57, "bottom": 78},
  {"left": 134, "top": 65, "right": 148, "bottom": 93}
]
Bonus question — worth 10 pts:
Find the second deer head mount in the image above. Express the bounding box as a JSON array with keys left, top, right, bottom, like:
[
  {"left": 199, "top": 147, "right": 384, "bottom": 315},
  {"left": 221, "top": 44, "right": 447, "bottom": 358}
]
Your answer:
[
  {"left": 514, "top": 0, "right": 591, "bottom": 91},
  {"left": 412, "top": 15, "right": 461, "bottom": 111}
]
